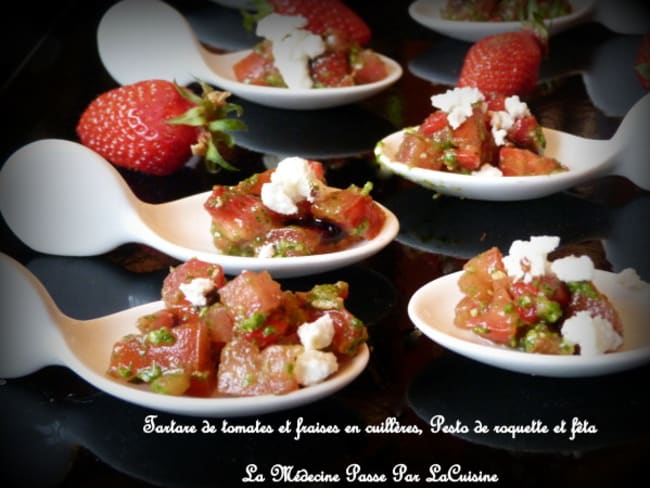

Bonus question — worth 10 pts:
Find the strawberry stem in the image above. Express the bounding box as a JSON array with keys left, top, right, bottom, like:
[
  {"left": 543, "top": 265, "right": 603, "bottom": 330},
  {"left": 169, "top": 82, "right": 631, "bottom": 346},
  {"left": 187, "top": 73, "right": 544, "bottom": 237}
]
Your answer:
[{"left": 167, "top": 81, "right": 247, "bottom": 173}]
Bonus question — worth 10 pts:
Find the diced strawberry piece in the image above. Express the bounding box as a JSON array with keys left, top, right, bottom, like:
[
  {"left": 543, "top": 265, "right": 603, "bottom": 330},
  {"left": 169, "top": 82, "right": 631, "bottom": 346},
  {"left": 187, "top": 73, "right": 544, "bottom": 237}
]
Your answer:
[
  {"left": 507, "top": 115, "right": 546, "bottom": 154},
  {"left": 310, "top": 51, "right": 353, "bottom": 87},
  {"left": 419, "top": 111, "right": 449, "bottom": 136}
]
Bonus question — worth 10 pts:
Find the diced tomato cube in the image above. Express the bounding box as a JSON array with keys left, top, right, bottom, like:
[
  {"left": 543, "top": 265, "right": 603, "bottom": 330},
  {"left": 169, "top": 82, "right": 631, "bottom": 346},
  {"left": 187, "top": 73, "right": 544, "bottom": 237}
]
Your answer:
[
  {"left": 260, "top": 226, "right": 324, "bottom": 257},
  {"left": 452, "top": 107, "right": 497, "bottom": 169},
  {"left": 217, "top": 338, "right": 301, "bottom": 396},
  {"left": 395, "top": 132, "right": 444, "bottom": 170},
  {"left": 311, "top": 187, "right": 386, "bottom": 239},
  {"left": 161, "top": 258, "right": 226, "bottom": 309},
  {"left": 458, "top": 246, "right": 507, "bottom": 301},
  {"left": 200, "top": 302, "right": 234, "bottom": 344},
  {"left": 456, "top": 281, "right": 518, "bottom": 345},
  {"left": 455, "top": 247, "right": 518, "bottom": 345},
  {"left": 237, "top": 309, "right": 291, "bottom": 348},
  {"left": 233, "top": 43, "right": 283, "bottom": 86},
  {"left": 108, "top": 321, "right": 217, "bottom": 397},
  {"left": 136, "top": 308, "right": 178, "bottom": 333},
  {"left": 499, "top": 147, "right": 563, "bottom": 176},
  {"left": 204, "top": 187, "right": 281, "bottom": 254},
  {"left": 325, "top": 310, "right": 368, "bottom": 356},
  {"left": 218, "top": 270, "right": 284, "bottom": 322},
  {"left": 352, "top": 49, "right": 388, "bottom": 84},
  {"left": 510, "top": 276, "right": 570, "bottom": 325},
  {"left": 232, "top": 169, "right": 274, "bottom": 196}
]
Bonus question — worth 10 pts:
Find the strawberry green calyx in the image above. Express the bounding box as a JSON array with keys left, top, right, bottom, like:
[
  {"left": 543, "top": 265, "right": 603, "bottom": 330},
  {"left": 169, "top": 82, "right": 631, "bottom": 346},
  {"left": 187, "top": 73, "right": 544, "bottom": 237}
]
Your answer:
[{"left": 167, "top": 81, "right": 246, "bottom": 172}]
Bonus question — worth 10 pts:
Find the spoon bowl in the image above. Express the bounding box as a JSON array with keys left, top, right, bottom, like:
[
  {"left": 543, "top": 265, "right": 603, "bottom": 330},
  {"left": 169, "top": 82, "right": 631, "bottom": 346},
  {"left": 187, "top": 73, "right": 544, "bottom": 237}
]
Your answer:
[
  {"left": 0, "top": 253, "right": 370, "bottom": 417},
  {"left": 0, "top": 139, "right": 399, "bottom": 278},
  {"left": 375, "top": 93, "right": 650, "bottom": 201},
  {"left": 408, "top": 0, "right": 598, "bottom": 43},
  {"left": 97, "top": 0, "right": 402, "bottom": 110},
  {"left": 408, "top": 270, "right": 650, "bottom": 377}
]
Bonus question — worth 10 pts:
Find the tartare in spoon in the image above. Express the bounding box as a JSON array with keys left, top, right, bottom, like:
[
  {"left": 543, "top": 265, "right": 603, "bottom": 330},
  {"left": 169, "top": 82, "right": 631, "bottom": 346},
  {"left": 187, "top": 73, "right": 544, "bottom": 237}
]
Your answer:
[
  {"left": 97, "top": 0, "right": 402, "bottom": 110},
  {"left": 0, "top": 253, "right": 369, "bottom": 417},
  {"left": 0, "top": 139, "right": 399, "bottom": 278},
  {"left": 375, "top": 93, "right": 650, "bottom": 201}
]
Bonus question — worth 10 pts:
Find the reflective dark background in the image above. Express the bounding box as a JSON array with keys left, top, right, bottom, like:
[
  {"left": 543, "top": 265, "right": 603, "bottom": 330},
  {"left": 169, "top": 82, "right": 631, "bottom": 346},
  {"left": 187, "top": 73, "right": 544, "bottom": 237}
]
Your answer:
[{"left": 1, "top": 1, "right": 649, "bottom": 486}]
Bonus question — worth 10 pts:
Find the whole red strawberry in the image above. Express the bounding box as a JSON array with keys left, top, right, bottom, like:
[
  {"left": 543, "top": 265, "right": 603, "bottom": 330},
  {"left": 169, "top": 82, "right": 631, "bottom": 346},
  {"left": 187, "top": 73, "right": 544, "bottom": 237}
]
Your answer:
[
  {"left": 76, "top": 80, "right": 245, "bottom": 175},
  {"left": 636, "top": 32, "right": 650, "bottom": 91},
  {"left": 244, "top": 0, "right": 371, "bottom": 45},
  {"left": 457, "top": 27, "right": 547, "bottom": 98}
]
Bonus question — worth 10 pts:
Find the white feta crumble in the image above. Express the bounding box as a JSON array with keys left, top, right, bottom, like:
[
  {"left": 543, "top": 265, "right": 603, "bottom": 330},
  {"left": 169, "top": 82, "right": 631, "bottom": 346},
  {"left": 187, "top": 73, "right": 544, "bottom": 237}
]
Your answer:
[
  {"left": 504, "top": 95, "right": 530, "bottom": 119},
  {"left": 256, "top": 13, "right": 325, "bottom": 89},
  {"left": 471, "top": 164, "right": 503, "bottom": 177},
  {"left": 430, "top": 87, "right": 485, "bottom": 129},
  {"left": 550, "top": 255, "right": 595, "bottom": 282},
  {"left": 616, "top": 267, "right": 648, "bottom": 289},
  {"left": 489, "top": 95, "right": 531, "bottom": 146},
  {"left": 297, "top": 314, "right": 335, "bottom": 350},
  {"left": 294, "top": 349, "right": 339, "bottom": 386},
  {"left": 561, "top": 311, "right": 623, "bottom": 356},
  {"left": 502, "top": 235, "right": 560, "bottom": 283},
  {"left": 490, "top": 111, "right": 511, "bottom": 146},
  {"left": 261, "top": 156, "right": 318, "bottom": 215},
  {"left": 256, "top": 242, "right": 276, "bottom": 258},
  {"left": 179, "top": 278, "right": 215, "bottom": 307}
]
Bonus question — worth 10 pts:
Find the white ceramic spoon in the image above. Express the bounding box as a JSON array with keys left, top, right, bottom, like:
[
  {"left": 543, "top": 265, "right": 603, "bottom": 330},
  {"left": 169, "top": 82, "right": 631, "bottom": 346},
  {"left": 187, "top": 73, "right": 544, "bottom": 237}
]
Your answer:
[
  {"left": 96, "top": 0, "right": 403, "bottom": 110},
  {"left": 408, "top": 0, "right": 650, "bottom": 43},
  {"left": 375, "top": 93, "right": 650, "bottom": 201},
  {"left": 0, "top": 139, "right": 399, "bottom": 278},
  {"left": 0, "top": 253, "right": 369, "bottom": 417},
  {"left": 408, "top": 270, "right": 650, "bottom": 378},
  {"left": 408, "top": 0, "right": 596, "bottom": 42}
]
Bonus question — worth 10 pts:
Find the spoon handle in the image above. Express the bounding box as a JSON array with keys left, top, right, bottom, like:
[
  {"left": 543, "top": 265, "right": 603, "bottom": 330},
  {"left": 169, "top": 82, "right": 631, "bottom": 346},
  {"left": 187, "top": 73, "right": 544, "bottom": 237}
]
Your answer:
[
  {"left": 609, "top": 93, "right": 650, "bottom": 191},
  {"left": 0, "top": 254, "right": 70, "bottom": 377},
  {"left": 0, "top": 139, "right": 146, "bottom": 256},
  {"left": 98, "top": 0, "right": 217, "bottom": 86}
]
